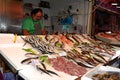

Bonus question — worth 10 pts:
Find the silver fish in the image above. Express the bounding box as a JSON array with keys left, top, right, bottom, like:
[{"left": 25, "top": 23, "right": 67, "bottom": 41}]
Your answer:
[
  {"left": 66, "top": 52, "right": 95, "bottom": 68},
  {"left": 69, "top": 56, "right": 95, "bottom": 68},
  {"left": 90, "top": 53, "right": 107, "bottom": 63}
]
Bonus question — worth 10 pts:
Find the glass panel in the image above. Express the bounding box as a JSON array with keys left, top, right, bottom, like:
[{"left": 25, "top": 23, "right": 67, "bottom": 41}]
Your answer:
[{"left": 0, "top": 0, "right": 24, "bottom": 34}]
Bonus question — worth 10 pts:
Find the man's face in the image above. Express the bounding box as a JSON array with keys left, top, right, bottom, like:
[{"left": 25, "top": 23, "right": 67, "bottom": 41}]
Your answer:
[{"left": 32, "top": 11, "right": 42, "bottom": 21}]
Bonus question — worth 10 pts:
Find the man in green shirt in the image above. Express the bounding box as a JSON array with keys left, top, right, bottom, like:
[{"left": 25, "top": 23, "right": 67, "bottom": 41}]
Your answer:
[{"left": 22, "top": 8, "right": 46, "bottom": 35}]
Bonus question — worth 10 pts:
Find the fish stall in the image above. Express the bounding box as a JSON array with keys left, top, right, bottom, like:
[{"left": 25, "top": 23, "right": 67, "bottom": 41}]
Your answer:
[{"left": 0, "top": 33, "right": 120, "bottom": 80}]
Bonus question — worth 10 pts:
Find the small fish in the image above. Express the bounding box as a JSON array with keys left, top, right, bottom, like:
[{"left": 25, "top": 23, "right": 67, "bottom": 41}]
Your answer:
[
  {"left": 72, "top": 57, "right": 95, "bottom": 68},
  {"left": 91, "top": 53, "right": 107, "bottom": 63},
  {"left": 21, "top": 58, "right": 32, "bottom": 64},
  {"left": 72, "top": 35, "right": 82, "bottom": 44},
  {"left": 21, "top": 36, "right": 30, "bottom": 43},
  {"left": 40, "top": 62, "right": 47, "bottom": 71},
  {"left": 94, "top": 53, "right": 107, "bottom": 63},
  {"left": 45, "top": 34, "right": 53, "bottom": 41},
  {"left": 36, "top": 65, "right": 52, "bottom": 76},
  {"left": 21, "top": 57, "right": 38, "bottom": 64},
  {"left": 66, "top": 54, "right": 94, "bottom": 68},
  {"left": 65, "top": 34, "right": 76, "bottom": 43},
  {"left": 25, "top": 53, "right": 39, "bottom": 57},
  {"left": 74, "top": 34, "right": 83, "bottom": 43},
  {"left": 47, "top": 70, "right": 60, "bottom": 77},
  {"left": 23, "top": 42, "right": 27, "bottom": 47},
  {"left": 40, "top": 61, "right": 60, "bottom": 76},
  {"left": 66, "top": 34, "right": 80, "bottom": 47}
]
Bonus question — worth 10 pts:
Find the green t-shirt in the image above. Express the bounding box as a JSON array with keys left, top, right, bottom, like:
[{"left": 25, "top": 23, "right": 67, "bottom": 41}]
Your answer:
[{"left": 22, "top": 17, "right": 44, "bottom": 34}]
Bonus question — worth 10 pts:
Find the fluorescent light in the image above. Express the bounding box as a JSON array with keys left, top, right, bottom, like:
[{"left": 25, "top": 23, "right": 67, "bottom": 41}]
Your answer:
[
  {"left": 116, "top": 6, "right": 120, "bottom": 8},
  {"left": 111, "top": 3, "right": 118, "bottom": 6}
]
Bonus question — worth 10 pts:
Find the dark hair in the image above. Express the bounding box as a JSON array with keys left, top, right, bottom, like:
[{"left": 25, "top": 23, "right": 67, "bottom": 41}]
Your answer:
[{"left": 31, "top": 8, "right": 43, "bottom": 16}]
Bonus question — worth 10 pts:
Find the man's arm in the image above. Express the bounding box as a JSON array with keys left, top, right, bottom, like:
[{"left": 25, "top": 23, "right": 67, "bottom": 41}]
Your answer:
[
  {"left": 41, "top": 28, "right": 46, "bottom": 35},
  {"left": 22, "top": 30, "right": 31, "bottom": 35}
]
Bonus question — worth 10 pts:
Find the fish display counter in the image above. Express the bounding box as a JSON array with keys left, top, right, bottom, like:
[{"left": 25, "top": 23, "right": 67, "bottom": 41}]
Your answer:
[
  {"left": 0, "top": 33, "right": 120, "bottom": 80},
  {"left": 0, "top": 33, "right": 33, "bottom": 73}
]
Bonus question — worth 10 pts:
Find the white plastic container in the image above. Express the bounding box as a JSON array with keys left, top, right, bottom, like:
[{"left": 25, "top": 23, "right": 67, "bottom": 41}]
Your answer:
[{"left": 81, "top": 64, "right": 120, "bottom": 80}]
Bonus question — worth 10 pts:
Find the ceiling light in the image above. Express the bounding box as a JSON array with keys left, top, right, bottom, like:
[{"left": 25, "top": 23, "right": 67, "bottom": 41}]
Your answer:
[
  {"left": 116, "top": 6, "right": 120, "bottom": 8},
  {"left": 111, "top": 3, "right": 118, "bottom": 6}
]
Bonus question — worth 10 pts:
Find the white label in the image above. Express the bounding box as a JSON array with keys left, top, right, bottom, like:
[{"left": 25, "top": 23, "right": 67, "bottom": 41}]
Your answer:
[{"left": 58, "top": 52, "right": 67, "bottom": 56}]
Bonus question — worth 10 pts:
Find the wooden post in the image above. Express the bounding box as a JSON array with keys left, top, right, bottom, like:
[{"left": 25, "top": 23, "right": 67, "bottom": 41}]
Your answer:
[{"left": 87, "top": 1, "right": 93, "bottom": 36}]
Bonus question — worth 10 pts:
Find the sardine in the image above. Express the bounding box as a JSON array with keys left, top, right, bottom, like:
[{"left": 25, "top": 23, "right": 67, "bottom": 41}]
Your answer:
[
  {"left": 36, "top": 65, "right": 52, "bottom": 76},
  {"left": 65, "top": 34, "right": 77, "bottom": 43},
  {"left": 25, "top": 53, "right": 39, "bottom": 57},
  {"left": 47, "top": 70, "right": 60, "bottom": 77},
  {"left": 71, "top": 57, "right": 95, "bottom": 68},
  {"left": 90, "top": 53, "right": 107, "bottom": 63},
  {"left": 40, "top": 62, "right": 47, "bottom": 71},
  {"left": 45, "top": 34, "right": 53, "bottom": 41},
  {"left": 21, "top": 57, "right": 38, "bottom": 64},
  {"left": 72, "top": 35, "right": 82, "bottom": 44},
  {"left": 66, "top": 51, "right": 95, "bottom": 68},
  {"left": 94, "top": 53, "right": 107, "bottom": 63},
  {"left": 77, "top": 55, "right": 97, "bottom": 66},
  {"left": 74, "top": 34, "right": 84, "bottom": 43},
  {"left": 40, "top": 62, "right": 60, "bottom": 76}
]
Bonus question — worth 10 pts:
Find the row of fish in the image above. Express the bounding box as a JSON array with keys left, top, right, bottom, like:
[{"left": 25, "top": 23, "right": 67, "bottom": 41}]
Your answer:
[
  {"left": 21, "top": 35, "right": 55, "bottom": 54},
  {"left": 21, "top": 34, "right": 116, "bottom": 69}
]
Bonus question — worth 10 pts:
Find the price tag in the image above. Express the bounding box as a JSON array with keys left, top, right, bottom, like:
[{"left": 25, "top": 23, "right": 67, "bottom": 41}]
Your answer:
[
  {"left": 31, "top": 59, "right": 39, "bottom": 66},
  {"left": 58, "top": 52, "right": 67, "bottom": 56}
]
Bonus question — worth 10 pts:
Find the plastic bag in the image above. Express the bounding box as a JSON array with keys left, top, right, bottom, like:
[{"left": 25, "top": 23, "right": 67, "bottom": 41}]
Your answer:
[{"left": 3, "top": 72, "right": 15, "bottom": 80}]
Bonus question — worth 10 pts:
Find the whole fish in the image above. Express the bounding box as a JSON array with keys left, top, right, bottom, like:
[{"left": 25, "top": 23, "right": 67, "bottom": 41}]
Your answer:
[
  {"left": 36, "top": 64, "right": 60, "bottom": 76},
  {"left": 21, "top": 57, "right": 38, "bottom": 64},
  {"left": 36, "top": 65, "right": 52, "bottom": 76},
  {"left": 47, "top": 70, "right": 60, "bottom": 77},
  {"left": 40, "top": 62, "right": 47, "bottom": 71},
  {"left": 45, "top": 34, "right": 53, "bottom": 41},
  {"left": 25, "top": 53, "right": 39, "bottom": 57},
  {"left": 66, "top": 52, "right": 95, "bottom": 68},
  {"left": 68, "top": 56, "right": 95, "bottom": 68},
  {"left": 90, "top": 53, "right": 107, "bottom": 63}
]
